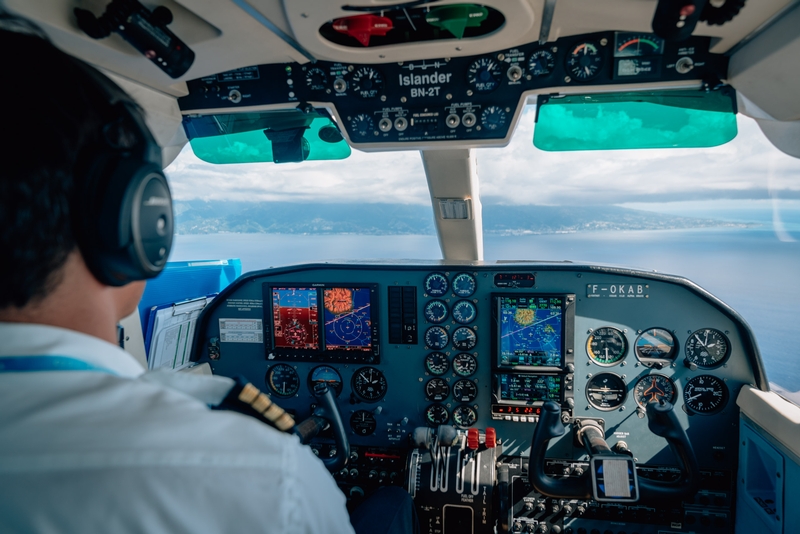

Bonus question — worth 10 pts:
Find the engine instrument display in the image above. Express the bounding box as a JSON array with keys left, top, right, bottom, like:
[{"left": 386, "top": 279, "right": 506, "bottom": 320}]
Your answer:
[
  {"left": 425, "top": 352, "right": 450, "bottom": 375},
  {"left": 453, "top": 353, "right": 478, "bottom": 376},
  {"left": 425, "top": 377, "right": 450, "bottom": 401},
  {"left": 425, "top": 404, "right": 449, "bottom": 425},
  {"left": 495, "top": 373, "right": 562, "bottom": 404},
  {"left": 423, "top": 299, "right": 449, "bottom": 323},
  {"left": 453, "top": 405, "right": 478, "bottom": 427},
  {"left": 264, "top": 284, "right": 379, "bottom": 362},
  {"left": 424, "top": 272, "right": 449, "bottom": 296},
  {"left": 496, "top": 295, "right": 571, "bottom": 369},
  {"left": 424, "top": 326, "right": 449, "bottom": 349},
  {"left": 452, "top": 272, "right": 477, "bottom": 297},
  {"left": 452, "top": 327, "right": 478, "bottom": 350},
  {"left": 452, "top": 300, "right": 477, "bottom": 324},
  {"left": 453, "top": 379, "right": 478, "bottom": 403}
]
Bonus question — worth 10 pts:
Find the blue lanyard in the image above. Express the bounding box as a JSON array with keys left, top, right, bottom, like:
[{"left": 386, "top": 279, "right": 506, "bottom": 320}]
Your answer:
[{"left": 0, "top": 355, "right": 115, "bottom": 375}]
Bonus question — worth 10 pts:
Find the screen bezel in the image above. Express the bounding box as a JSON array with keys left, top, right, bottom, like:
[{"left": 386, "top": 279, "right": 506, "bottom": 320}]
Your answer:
[
  {"left": 262, "top": 283, "right": 380, "bottom": 363},
  {"left": 492, "top": 293, "right": 575, "bottom": 372},
  {"left": 492, "top": 372, "right": 564, "bottom": 406}
]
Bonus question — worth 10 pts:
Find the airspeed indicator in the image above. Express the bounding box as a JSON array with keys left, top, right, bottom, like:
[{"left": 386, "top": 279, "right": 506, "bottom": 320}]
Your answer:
[{"left": 587, "top": 327, "right": 627, "bottom": 366}]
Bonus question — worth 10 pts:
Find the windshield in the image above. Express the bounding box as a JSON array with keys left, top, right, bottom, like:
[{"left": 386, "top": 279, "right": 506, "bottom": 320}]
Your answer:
[{"left": 165, "top": 107, "right": 800, "bottom": 404}]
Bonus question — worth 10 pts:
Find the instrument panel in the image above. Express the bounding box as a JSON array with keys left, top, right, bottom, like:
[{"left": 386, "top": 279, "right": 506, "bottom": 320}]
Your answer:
[
  {"left": 193, "top": 262, "right": 758, "bottom": 532},
  {"left": 178, "top": 31, "right": 727, "bottom": 148}
]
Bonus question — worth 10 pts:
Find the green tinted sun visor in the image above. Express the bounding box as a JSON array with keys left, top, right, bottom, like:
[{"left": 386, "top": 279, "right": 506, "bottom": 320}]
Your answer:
[
  {"left": 533, "top": 87, "right": 737, "bottom": 152},
  {"left": 182, "top": 109, "right": 351, "bottom": 164}
]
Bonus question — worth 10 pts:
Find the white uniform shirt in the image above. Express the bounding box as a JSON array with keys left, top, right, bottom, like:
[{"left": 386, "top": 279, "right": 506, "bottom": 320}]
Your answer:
[{"left": 0, "top": 322, "right": 355, "bottom": 534}]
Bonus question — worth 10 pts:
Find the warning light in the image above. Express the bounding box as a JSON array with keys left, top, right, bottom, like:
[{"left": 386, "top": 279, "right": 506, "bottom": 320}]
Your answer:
[{"left": 332, "top": 15, "right": 393, "bottom": 47}]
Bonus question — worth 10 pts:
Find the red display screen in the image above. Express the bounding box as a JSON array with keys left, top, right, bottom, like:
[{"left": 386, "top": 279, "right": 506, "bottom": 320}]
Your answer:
[{"left": 271, "top": 287, "right": 320, "bottom": 350}]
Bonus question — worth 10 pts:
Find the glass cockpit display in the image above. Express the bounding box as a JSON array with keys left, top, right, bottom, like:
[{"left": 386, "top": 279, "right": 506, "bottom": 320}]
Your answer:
[
  {"left": 495, "top": 295, "right": 572, "bottom": 370},
  {"left": 263, "top": 284, "right": 379, "bottom": 362}
]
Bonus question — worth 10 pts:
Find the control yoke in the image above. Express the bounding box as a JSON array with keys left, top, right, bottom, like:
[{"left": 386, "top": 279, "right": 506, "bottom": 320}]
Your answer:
[
  {"left": 293, "top": 384, "right": 351, "bottom": 472},
  {"left": 529, "top": 400, "right": 699, "bottom": 501}
]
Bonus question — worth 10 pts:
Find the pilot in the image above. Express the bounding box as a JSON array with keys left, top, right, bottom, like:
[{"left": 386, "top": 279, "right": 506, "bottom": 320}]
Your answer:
[{"left": 0, "top": 16, "right": 417, "bottom": 534}]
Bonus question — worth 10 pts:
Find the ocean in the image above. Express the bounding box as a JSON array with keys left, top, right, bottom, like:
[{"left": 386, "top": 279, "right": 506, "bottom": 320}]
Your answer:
[{"left": 170, "top": 226, "right": 800, "bottom": 400}]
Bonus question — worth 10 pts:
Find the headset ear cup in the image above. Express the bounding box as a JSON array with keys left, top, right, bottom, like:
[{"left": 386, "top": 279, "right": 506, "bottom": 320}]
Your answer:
[{"left": 87, "top": 160, "right": 173, "bottom": 286}]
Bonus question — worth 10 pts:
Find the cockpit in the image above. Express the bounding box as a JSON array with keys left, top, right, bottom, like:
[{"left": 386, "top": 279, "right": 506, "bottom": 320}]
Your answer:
[{"left": 6, "top": 0, "right": 800, "bottom": 533}]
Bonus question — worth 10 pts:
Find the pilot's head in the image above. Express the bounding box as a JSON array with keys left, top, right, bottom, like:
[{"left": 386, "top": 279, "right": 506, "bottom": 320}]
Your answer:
[{"left": 0, "top": 17, "right": 173, "bottom": 331}]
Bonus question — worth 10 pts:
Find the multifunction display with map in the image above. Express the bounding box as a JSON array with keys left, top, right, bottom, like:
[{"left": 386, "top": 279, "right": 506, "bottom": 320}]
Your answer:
[
  {"left": 263, "top": 284, "right": 379, "bottom": 362},
  {"left": 494, "top": 294, "right": 574, "bottom": 371}
]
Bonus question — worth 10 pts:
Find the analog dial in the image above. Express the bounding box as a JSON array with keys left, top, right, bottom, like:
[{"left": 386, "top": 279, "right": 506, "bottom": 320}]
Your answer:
[
  {"left": 452, "top": 379, "right": 478, "bottom": 403},
  {"left": 425, "top": 377, "right": 450, "bottom": 401},
  {"left": 304, "top": 67, "right": 328, "bottom": 92},
  {"left": 425, "top": 352, "right": 450, "bottom": 375},
  {"left": 309, "top": 365, "right": 343, "bottom": 396},
  {"left": 685, "top": 328, "right": 730, "bottom": 368},
  {"left": 424, "top": 326, "right": 449, "bottom": 350},
  {"left": 467, "top": 57, "right": 503, "bottom": 92},
  {"left": 424, "top": 272, "right": 449, "bottom": 297},
  {"left": 350, "top": 410, "right": 377, "bottom": 436},
  {"left": 566, "top": 41, "right": 604, "bottom": 81},
  {"left": 480, "top": 105, "right": 507, "bottom": 131},
  {"left": 424, "top": 299, "right": 449, "bottom": 324},
  {"left": 684, "top": 375, "right": 729, "bottom": 415},
  {"left": 452, "top": 272, "right": 477, "bottom": 297},
  {"left": 350, "top": 114, "right": 374, "bottom": 139},
  {"left": 587, "top": 327, "right": 628, "bottom": 366},
  {"left": 453, "top": 353, "right": 478, "bottom": 377},
  {"left": 586, "top": 373, "right": 627, "bottom": 411},
  {"left": 350, "top": 67, "right": 384, "bottom": 98},
  {"left": 634, "top": 374, "right": 676, "bottom": 408},
  {"left": 528, "top": 49, "right": 555, "bottom": 77},
  {"left": 635, "top": 328, "right": 677, "bottom": 367},
  {"left": 352, "top": 366, "right": 388, "bottom": 401},
  {"left": 452, "top": 300, "right": 477, "bottom": 324},
  {"left": 425, "top": 404, "right": 449, "bottom": 425},
  {"left": 452, "top": 327, "right": 477, "bottom": 351},
  {"left": 453, "top": 405, "right": 478, "bottom": 427},
  {"left": 266, "top": 364, "right": 300, "bottom": 398}
]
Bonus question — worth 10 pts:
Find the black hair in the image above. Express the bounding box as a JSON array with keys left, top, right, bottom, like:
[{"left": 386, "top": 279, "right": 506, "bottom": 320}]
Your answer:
[{"left": 0, "top": 18, "right": 135, "bottom": 308}]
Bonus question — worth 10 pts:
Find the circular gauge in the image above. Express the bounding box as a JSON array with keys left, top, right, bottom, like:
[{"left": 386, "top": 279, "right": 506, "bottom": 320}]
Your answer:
[
  {"left": 266, "top": 364, "right": 300, "bottom": 398},
  {"left": 305, "top": 67, "right": 328, "bottom": 92},
  {"left": 453, "top": 405, "right": 478, "bottom": 427},
  {"left": 566, "top": 41, "right": 604, "bottom": 81},
  {"left": 425, "top": 352, "right": 450, "bottom": 375},
  {"left": 424, "top": 326, "right": 449, "bottom": 349},
  {"left": 424, "top": 272, "right": 449, "bottom": 297},
  {"left": 425, "top": 404, "right": 450, "bottom": 425},
  {"left": 350, "top": 67, "right": 384, "bottom": 98},
  {"left": 350, "top": 114, "right": 374, "bottom": 139},
  {"left": 452, "top": 327, "right": 477, "bottom": 351},
  {"left": 452, "top": 379, "right": 478, "bottom": 403},
  {"left": 586, "top": 373, "right": 627, "bottom": 411},
  {"left": 635, "top": 328, "right": 678, "bottom": 367},
  {"left": 350, "top": 410, "right": 377, "bottom": 436},
  {"left": 453, "top": 353, "right": 478, "bottom": 377},
  {"left": 425, "top": 377, "right": 450, "bottom": 401},
  {"left": 452, "top": 272, "right": 477, "bottom": 297},
  {"left": 480, "top": 105, "right": 507, "bottom": 131},
  {"left": 684, "top": 375, "right": 729, "bottom": 415},
  {"left": 528, "top": 49, "right": 555, "bottom": 77},
  {"left": 633, "top": 374, "right": 676, "bottom": 408},
  {"left": 424, "top": 299, "right": 449, "bottom": 324},
  {"left": 452, "top": 300, "right": 477, "bottom": 325},
  {"left": 467, "top": 57, "right": 503, "bottom": 93},
  {"left": 587, "top": 327, "right": 628, "bottom": 366},
  {"left": 352, "top": 366, "right": 388, "bottom": 402},
  {"left": 685, "top": 328, "right": 730, "bottom": 369},
  {"left": 309, "top": 365, "right": 343, "bottom": 396}
]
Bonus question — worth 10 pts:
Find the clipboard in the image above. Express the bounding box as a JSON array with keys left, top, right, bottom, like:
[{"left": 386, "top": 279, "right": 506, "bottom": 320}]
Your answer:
[{"left": 145, "top": 294, "right": 216, "bottom": 371}]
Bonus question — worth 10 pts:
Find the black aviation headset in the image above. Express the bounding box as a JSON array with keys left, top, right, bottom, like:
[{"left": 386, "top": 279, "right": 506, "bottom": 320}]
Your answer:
[{"left": 68, "top": 54, "right": 174, "bottom": 286}]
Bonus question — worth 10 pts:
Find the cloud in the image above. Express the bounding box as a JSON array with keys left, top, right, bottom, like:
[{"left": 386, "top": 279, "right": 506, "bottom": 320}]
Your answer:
[{"left": 165, "top": 108, "right": 800, "bottom": 206}]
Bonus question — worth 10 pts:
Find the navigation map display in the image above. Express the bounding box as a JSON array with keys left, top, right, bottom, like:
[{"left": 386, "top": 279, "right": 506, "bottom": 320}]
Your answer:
[
  {"left": 323, "top": 287, "right": 373, "bottom": 351},
  {"left": 271, "top": 287, "right": 319, "bottom": 350},
  {"left": 496, "top": 295, "right": 565, "bottom": 368},
  {"left": 495, "top": 373, "right": 562, "bottom": 403},
  {"left": 264, "top": 283, "right": 379, "bottom": 362}
]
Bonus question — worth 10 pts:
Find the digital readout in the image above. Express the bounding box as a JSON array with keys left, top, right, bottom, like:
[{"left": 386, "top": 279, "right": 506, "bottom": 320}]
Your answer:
[
  {"left": 497, "top": 373, "right": 562, "bottom": 402},
  {"left": 498, "top": 296, "right": 563, "bottom": 367},
  {"left": 492, "top": 405, "right": 543, "bottom": 416}
]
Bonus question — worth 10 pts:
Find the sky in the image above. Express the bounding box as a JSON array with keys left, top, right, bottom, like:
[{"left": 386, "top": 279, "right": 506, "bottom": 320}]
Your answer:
[{"left": 164, "top": 107, "right": 800, "bottom": 207}]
